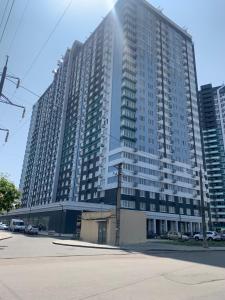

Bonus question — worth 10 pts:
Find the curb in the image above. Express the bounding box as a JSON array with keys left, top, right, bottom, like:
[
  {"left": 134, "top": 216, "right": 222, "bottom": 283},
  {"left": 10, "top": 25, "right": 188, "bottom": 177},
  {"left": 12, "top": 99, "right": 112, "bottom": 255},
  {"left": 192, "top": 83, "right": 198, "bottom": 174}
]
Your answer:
[
  {"left": 52, "top": 241, "right": 120, "bottom": 250},
  {"left": 0, "top": 235, "right": 12, "bottom": 241},
  {"left": 52, "top": 241, "right": 225, "bottom": 252}
]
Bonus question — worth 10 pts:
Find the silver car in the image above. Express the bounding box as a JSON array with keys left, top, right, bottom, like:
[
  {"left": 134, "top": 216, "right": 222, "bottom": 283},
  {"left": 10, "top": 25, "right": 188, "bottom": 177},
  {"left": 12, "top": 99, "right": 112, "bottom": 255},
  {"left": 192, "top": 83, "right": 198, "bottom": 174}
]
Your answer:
[
  {"left": 0, "top": 223, "right": 9, "bottom": 230},
  {"left": 25, "top": 225, "right": 39, "bottom": 235},
  {"left": 167, "top": 232, "right": 189, "bottom": 241}
]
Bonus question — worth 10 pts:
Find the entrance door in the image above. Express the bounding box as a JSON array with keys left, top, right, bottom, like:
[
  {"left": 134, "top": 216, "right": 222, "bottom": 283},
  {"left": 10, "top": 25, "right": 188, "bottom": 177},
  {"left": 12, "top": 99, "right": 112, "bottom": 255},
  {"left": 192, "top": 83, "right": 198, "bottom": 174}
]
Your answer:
[{"left": 98, "top": 221, "right": 107, "bottom": 244}]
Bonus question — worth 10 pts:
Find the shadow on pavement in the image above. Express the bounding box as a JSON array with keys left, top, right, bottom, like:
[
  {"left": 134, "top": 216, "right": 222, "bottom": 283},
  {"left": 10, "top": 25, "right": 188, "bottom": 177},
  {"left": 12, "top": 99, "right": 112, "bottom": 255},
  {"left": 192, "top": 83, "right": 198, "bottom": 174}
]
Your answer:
[{"left": 136, "top": 249, "right": 225, "bottom": 269}]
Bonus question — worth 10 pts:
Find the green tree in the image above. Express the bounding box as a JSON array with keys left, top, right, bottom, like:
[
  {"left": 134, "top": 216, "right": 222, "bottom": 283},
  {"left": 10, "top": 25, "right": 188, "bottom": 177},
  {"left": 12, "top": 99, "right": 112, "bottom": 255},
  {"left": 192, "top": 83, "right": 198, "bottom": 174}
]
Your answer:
[{"left": 0, "top": 176, "right": 21, "bottom": 214}]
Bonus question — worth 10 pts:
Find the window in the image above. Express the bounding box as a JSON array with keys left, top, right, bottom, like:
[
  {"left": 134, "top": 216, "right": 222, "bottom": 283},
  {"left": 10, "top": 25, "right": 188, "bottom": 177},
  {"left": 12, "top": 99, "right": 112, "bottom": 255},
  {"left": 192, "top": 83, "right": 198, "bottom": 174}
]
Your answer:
[
  {"left": 160, "top": 205, "right": 167, "bottom": 213},
  {"left": 121, "top": 200, "right": 135, "bottom": 209},
  {"left": 149, "top": 192, "right": 155, "bottom": 199},
  {"left": 186, "top": 198, "right": 190, "bottom": 205},
  {"left": 179, "top": 208, "right": 184, "bottom": 215},
  {"left": 160, "top": 194, "right": 166, "bottom": 201},
  {"left": 81, "top": 195, "right": 85, "bottom": 201},
  {"left": 150, "top": 203, "right": 156, "bottom": 211},
  {"left": 140, "top": 202, "right": 146, "bottom": 210},
  {"left": 93, "top": 192, "right": 98, "bottom": 199},
  {"left": 178, "top": 197, "right": 183, "bottom": 204},
  {"left": 88, "top": 183, "right": 92, "bottom": 189},
  {"left": 121, "top": 187, "right": 135, "bottom": 196},
  {"left": 194, "top": 199, "right": 200, "bottom": 206},
  {"left": 140, "top": 190, "right": 145, "bottom": 197},
  {"left": 81, "top": 185, "right": 85, "bottom": 191},
  {"left": 169, "top": 206, "right": 175, "bottom": 214},
  {"left": 194, "top": 209, "right": 199, "bottom": 216},
  {"left": 186, "top": 208, "right": 191, "bottom": 215},
  {"left": 168, "top": 195, "right": 174, "bottom": 202},
  {"left": 87, "top": 193, "right": 91, "bottom": 200},
  {"left": 100, "top": 190, "right": 105, "bottom": 198}
]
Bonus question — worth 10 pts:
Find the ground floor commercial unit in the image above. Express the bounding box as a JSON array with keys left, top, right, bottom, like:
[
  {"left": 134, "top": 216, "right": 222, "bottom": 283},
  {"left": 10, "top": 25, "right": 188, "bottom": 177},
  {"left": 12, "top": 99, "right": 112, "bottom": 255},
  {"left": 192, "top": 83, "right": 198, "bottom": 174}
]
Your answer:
[
  {"left": 146, "top": 212, "right": 207, "bottom": 237},
  {"left": 0, "top": 202, "right": 208, "bottom": 238}
]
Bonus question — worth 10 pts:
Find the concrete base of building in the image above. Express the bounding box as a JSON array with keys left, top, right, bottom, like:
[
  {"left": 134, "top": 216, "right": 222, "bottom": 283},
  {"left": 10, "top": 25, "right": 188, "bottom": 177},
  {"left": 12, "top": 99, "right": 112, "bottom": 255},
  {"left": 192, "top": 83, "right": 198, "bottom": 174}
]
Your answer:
[{"left": 0, "top": 204, "right": 208, "bottom": 237}]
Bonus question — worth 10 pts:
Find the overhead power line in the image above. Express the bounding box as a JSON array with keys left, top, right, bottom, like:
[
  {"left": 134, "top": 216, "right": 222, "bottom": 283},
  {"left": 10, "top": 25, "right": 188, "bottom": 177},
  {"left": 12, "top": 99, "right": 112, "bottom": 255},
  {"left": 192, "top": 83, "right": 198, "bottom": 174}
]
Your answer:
[
  {"left": 22, "top": 0, "right": 73, "bottom": 81},
  {"left": 0, "top": 0, "right": 15, "bottom": 47},
  {"left": 6, "top": 77, "right": 40, "bottom": 98},
  {"left": 8, "top": 0, "right": 30, "bottom": 54},
  {"left": 0, "top": 0, "right": 10, "bottom": 30}
]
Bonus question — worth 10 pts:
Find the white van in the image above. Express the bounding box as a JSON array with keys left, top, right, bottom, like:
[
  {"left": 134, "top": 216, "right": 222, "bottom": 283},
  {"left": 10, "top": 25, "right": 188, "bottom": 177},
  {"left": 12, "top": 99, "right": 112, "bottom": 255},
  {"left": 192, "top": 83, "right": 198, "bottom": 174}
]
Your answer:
[{"left": 10, "top": 219, "right": 25, "bottom": 232}]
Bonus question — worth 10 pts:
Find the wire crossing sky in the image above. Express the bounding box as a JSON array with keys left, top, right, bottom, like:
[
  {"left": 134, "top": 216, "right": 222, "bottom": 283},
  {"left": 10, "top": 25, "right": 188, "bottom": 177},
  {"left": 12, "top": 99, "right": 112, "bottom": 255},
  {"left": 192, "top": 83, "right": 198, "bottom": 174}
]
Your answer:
[{"left": 0, "top": 0, "right": 224, "bottom": 186}]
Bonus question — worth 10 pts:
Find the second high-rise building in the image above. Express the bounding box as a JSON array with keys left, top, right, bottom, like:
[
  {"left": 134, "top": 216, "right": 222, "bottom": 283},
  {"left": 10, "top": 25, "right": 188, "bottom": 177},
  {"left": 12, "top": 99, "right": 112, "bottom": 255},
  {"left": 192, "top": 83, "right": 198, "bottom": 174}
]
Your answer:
[
  {"left": 199, "top": 84, "right": 225, "bottom": 230},
  {"left": 16, "top": 0, "right": 210, "bottom": 235}
]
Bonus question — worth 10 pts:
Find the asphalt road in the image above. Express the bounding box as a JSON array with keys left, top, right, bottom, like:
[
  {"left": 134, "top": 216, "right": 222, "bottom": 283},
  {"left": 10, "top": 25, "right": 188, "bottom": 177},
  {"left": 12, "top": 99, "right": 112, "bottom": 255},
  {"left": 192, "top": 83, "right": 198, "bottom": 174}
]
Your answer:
[{"left": 0, "top": 234, "right": 225, "bottom": 300}]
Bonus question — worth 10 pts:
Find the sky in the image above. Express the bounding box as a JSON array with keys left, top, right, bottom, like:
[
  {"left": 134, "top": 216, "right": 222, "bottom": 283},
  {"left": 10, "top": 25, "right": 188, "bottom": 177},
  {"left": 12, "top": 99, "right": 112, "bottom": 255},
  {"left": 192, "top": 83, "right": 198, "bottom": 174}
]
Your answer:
[{"left": 0, "top": 0, "right": 224, "bottom": 187}]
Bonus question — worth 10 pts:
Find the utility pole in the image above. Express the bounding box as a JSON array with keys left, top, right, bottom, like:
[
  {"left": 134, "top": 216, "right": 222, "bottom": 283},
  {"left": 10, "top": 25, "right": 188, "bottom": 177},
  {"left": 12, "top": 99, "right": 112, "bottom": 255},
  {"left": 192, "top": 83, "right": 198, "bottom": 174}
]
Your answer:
[
  {"left": 199, "top": 167, "right": 208, "bottom": 248},
  {"left": 59, "top": 204, "right": 64, "bottom": 237},
  {"left": 0, "top": 56, "right": 26, "bottom": 142},
  {"left": 114, "top": 162, "right": 123, "bottom": 247}
]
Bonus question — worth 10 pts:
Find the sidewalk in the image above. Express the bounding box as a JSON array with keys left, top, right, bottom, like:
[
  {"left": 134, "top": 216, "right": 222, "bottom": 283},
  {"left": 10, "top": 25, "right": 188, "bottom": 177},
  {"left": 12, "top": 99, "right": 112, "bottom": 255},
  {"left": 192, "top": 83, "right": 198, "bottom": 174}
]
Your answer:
[
  {"left": 53, "top": 240, "right": 119, "bottom": 250},
  {"left": 53, "top": 239, "right": 225, "bottom": 252},
  {"left": 0, "top": 232, "right": 12, "bottom": 241}
]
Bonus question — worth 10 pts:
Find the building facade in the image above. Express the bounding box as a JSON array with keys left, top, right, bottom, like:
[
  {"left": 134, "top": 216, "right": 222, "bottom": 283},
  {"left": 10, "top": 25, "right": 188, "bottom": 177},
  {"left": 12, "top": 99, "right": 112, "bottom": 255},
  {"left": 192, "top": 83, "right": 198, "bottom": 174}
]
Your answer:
[
  {"left": 4, "top": 0, "right": 210, "bottom": 235},
  {"left": 199, "top": 84, "right": 225, "bottom": 230}
]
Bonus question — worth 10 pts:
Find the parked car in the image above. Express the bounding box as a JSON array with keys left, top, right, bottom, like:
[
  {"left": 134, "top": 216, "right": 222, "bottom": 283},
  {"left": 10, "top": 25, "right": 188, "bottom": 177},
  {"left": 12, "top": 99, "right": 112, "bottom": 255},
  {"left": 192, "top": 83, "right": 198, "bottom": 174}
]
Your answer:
[
  {"left": 24, "top": 225, "right": 39, "bottom": 235},
  {"left": 0, "top": 223, "right": 9, "bottom": 230},
  {"left": 184, "top": 232, "right": 193, "bottom": 237},
  {"left": 10, "top": 219, "right": 25, "bottom": 232},
  {"left": 160, "top": 232, "right": 169, "bottom": 239},
  {"left": 147, "top": 231, "right": 158, "bottom": 239},
  {"left": 220, "top": 230, "right": 225, "bottom": 241},
  {"left": 167, "top": 232, "right": 189, "bottom": 241},
  {"left": 194, "top": 231, "right": 221, "bottom": 241}
]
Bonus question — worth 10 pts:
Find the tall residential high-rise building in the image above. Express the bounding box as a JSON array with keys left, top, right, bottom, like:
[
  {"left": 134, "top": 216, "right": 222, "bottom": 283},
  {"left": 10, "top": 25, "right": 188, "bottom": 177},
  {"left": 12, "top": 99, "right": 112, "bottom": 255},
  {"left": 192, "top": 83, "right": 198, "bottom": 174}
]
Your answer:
[
  {"left": 8, "top": 0, "right": 210, "bottom": 235},
  {"left": 199, "top": 84, "right": 225, "bottom": 230}
]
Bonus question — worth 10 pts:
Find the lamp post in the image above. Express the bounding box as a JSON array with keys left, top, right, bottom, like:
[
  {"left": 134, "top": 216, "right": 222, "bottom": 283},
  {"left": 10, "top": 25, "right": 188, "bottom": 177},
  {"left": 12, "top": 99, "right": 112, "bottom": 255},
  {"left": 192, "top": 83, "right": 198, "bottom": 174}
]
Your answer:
[
  {"left": 199, "top": 168, "right": 208, "bottom": 248},
  {"left": 179, "top": 213, "right": 183, "bottom": 240}
]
